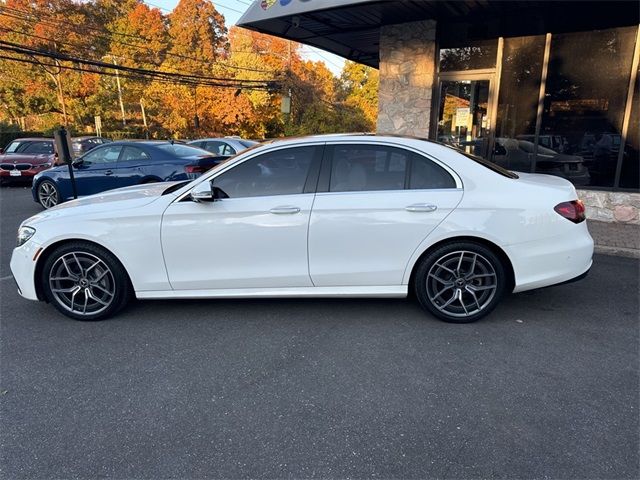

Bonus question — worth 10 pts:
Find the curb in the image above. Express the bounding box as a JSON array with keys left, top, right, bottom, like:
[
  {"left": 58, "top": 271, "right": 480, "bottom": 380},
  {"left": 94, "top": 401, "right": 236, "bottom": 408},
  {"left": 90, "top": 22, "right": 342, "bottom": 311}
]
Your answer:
[{"left": 594, "top": 245, "right": 640, "bottom": 259}]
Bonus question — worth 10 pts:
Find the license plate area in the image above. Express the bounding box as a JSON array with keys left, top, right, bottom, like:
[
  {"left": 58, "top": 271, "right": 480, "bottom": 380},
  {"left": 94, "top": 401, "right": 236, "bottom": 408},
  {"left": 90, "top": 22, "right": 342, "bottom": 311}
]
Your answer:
[{"left": 9, "top": 170, "right": 21, "bottom": 177}]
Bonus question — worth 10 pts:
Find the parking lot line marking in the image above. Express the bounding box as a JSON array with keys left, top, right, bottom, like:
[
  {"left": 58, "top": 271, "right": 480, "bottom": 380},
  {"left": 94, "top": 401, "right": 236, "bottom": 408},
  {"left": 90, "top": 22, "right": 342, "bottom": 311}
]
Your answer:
[{"left": 0, "top": 275, "right": 13, "bottom": 282}]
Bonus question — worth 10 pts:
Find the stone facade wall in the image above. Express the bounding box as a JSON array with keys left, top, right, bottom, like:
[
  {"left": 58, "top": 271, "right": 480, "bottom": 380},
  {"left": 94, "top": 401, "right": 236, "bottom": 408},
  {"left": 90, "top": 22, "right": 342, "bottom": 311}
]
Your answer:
[
  {"left": 377, "top": 20, "right": 437, "bottom": 138},
  {"left": 578, "top": 189, "right": 640, "bottom": 224}
]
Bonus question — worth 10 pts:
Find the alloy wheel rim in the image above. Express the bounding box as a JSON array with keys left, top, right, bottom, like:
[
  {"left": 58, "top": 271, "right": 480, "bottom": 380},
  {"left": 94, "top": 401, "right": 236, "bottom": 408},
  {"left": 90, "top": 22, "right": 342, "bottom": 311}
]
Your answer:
[
  {"left": 426, "top": 250, "right": 497, "bottom": 318},
  {"left": 39, "top": 182, "right": 58, "bottom": 208},
  {"left": 49, "top": 252, "right": 115, "bottom": 315}
]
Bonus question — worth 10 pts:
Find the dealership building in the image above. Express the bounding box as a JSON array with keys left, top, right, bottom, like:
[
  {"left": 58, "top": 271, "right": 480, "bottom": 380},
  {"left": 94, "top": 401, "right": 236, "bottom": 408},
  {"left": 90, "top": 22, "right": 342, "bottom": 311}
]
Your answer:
[{"left": 239, "top": 0, "right": 640, "bottom": 224}]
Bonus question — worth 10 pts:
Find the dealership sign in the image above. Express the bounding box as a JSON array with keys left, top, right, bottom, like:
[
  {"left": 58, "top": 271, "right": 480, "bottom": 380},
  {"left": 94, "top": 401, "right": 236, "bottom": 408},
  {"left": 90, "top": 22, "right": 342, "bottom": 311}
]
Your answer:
[{"left": 240, "top": 0, "right": 375, "bottom": 23}]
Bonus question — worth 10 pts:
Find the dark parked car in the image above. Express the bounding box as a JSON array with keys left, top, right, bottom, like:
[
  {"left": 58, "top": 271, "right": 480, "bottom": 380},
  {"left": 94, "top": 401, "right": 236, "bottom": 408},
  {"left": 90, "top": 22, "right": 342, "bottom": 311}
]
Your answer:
[
  {"left": 0, "top": 137, "right": 55, "bottom": 183},
  {"left": 492, "top": 138, "right": 590, "bottom": 186},
  {"left": 71, "top": 136, "right": 112, "bottom": 157},
  {"left": 32, "top": 141, "right": 227, "bottom": 208}
]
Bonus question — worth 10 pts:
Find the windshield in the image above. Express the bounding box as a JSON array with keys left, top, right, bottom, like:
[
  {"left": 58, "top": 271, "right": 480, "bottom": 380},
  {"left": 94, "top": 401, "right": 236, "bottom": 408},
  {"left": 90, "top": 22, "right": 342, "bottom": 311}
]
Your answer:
[
  {"left": 157, "top": 144, "right": 212, "bottom": 157},
  {"left": 5, "top": 141, "right": 23, "bottom": 153}
]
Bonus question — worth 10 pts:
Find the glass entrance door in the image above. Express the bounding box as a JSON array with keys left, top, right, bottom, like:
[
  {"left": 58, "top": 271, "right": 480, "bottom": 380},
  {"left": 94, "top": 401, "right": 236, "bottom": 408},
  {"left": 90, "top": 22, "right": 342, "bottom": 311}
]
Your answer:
[{"left": 437, "top": 78, "right": 492, "bottom": 158}]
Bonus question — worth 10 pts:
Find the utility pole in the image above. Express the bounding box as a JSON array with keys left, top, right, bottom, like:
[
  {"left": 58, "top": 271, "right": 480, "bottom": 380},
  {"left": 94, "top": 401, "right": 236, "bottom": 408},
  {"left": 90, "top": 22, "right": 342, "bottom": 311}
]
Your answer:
[
  {"left": 140, "top": 99, "right": 149, "bottom": 139},
  {"left": 112, "top": 57, "right": 126, "bottom": 127},
  {"left": 104, "top": 55, "right": 126, "bottom": 126}
]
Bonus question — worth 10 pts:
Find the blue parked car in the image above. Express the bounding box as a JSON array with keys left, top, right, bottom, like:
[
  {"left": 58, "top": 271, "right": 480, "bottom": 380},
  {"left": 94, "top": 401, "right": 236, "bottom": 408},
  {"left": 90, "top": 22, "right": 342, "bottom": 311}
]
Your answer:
[{"left": 32, "top": 141, "right": 227, "bottom": 208}]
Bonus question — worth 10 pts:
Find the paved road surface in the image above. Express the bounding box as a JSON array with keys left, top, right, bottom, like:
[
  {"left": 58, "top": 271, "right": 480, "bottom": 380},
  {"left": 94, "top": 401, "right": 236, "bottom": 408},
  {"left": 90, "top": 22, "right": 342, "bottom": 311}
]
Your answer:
[{"left": 1, "top": 185, "right": 638, "bottom": 479}]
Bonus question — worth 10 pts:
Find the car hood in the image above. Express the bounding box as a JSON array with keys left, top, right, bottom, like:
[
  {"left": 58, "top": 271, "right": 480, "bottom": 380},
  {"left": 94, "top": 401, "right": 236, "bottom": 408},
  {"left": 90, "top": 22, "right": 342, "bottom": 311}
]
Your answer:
[
  {"left": 24, "top": 181, "right": 183, "bottom": 226},
  {"left": 0, "top": 153, "right": 54, "bottom": 164}
]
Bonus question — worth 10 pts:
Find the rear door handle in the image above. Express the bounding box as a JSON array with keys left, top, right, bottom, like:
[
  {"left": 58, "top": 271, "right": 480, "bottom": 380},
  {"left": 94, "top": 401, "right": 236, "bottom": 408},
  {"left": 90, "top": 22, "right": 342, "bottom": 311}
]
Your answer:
[
  {"left": 105, "top": 170, "right": 113, "bottom": 176},
  {"left": 405, "top": 203, "right": 437, "bottom": 212},
  {"left": 269, "top": 206, "right": 301, "bottom": 215}
]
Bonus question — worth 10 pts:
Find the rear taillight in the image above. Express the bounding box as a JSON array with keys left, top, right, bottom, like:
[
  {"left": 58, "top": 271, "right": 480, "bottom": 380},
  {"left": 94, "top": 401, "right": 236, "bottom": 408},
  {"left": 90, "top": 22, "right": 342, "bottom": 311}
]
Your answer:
[
  {"left": 554, "top": 200, "right": 586, "bottom": 223},
  {"left": 184, "top": 165, "right": 205, "bottom": 175}
]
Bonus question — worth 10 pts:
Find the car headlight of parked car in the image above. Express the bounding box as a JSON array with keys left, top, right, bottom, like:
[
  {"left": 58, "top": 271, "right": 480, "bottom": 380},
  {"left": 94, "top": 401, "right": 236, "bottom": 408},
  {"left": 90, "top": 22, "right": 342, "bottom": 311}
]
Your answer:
[{"left": 17, "top": 226, "right": 35, "bottom": 247}]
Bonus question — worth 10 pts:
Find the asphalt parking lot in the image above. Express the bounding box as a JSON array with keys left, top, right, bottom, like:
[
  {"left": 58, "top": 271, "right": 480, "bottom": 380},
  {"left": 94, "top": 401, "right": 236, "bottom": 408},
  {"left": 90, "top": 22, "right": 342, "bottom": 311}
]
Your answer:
[{"left": 1, "top": 184, "right": 638, "bottom": 479}]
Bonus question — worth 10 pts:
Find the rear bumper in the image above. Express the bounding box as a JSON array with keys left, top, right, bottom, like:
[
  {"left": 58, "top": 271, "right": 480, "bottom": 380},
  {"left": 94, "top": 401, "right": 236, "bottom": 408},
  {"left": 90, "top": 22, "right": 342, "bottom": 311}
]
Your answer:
[{"left": 506, "top": 222, "right": 594, "bottom": 293}]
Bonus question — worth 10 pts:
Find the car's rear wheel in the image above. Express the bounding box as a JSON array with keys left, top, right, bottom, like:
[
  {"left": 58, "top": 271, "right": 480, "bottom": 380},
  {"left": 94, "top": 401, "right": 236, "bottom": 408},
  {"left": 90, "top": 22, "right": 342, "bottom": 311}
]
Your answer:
[
  {"left": 41, "top": 242, "right": 132, "bottom": 321},
  {"left": 414, "top": 241, "right": 506, "bottom": 323},
  {"left": 37, "top": 180, "right": 59, "bottom": 209}
]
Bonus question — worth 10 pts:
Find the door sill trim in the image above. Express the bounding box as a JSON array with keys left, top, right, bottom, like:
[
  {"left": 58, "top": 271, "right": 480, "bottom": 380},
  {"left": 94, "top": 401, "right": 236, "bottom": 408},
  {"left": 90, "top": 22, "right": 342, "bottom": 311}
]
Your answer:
[{"left": 136, "top": 285, "right": 407, "bottom": 300}]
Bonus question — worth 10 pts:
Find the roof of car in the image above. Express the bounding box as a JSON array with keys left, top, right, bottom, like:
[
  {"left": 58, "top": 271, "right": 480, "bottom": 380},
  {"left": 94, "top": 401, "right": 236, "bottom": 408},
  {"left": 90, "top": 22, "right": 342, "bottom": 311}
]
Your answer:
[{"left": 9, "top": 137, "right": 53, "bottom": 142}]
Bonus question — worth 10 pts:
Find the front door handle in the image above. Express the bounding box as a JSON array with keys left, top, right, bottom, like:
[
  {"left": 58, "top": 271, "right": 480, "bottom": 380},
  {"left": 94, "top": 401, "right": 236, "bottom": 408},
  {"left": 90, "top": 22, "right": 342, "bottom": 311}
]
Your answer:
[
  {"left": 405, "top": 203, "right": 437, "bottom": 213},
  {"left": 104, "top": 170, "right": 113, "bottom": 176},
  {"left": 269, "top": 206, "right": 301, "bottom": 215}
]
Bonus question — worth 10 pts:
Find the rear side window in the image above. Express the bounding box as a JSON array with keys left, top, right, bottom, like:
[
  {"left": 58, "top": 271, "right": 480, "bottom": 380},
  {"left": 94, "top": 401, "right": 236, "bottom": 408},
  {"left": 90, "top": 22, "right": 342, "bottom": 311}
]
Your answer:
[
  {"left": 329, "top": 145, "right": 409, "bottom": 192},
  {"left": 409, "top": 154, "right": 456, "bottom": 189}
]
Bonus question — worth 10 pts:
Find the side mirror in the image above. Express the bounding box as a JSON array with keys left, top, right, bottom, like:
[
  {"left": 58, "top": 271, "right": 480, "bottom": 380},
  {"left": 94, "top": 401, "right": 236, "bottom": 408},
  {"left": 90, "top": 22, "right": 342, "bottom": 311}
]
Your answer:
[
  {"left": 191, "top": 181, "right": 214, "bottom": 202},
  {"left": 72, "top": 157, "right": 84, "bottom": 166}
]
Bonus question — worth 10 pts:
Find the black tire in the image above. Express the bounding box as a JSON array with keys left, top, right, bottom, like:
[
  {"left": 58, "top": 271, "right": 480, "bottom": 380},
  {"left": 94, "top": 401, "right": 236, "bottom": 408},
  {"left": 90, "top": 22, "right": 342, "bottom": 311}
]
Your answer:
[
  {"left": 414, "top": 241, "right": 506, "bottom": 323},
  {"left": 41, "top": 241, "right": 132, "bottom": 321},
  {"left": 37, "top": 179, "right": 60, "bottom": 209}
]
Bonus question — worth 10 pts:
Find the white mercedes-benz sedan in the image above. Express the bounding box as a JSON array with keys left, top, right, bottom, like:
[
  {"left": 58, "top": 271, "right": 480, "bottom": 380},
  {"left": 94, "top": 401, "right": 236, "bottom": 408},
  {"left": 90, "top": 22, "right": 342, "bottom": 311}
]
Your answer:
[{"left": 10, "top": 134, "right": 593, "bottom": 323}]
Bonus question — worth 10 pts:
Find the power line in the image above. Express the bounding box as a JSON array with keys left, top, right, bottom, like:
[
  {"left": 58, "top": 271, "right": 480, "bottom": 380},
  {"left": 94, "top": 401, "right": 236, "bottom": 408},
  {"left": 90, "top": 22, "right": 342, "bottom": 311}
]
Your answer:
[
  {"left": 0, "top": 41, "right": 280, "bottom": 90},
  {"left": 0, "top": 7, "right": 278, "bottom": 74}
]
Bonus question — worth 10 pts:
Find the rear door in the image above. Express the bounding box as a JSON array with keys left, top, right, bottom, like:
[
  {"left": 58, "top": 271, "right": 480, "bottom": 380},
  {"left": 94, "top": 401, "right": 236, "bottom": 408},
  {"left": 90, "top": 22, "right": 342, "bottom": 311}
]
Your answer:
[{"left": 308, "top": 143, "right": 463, "bottom": 287}]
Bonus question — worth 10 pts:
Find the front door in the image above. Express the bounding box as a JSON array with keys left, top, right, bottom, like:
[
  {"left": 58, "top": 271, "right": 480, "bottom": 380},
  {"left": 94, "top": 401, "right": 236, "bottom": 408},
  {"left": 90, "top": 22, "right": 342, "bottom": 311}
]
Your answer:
[
  {"left": 436, "top": 77, "right": 493, "bottom": 158},
  {"left": 161, "top": 145, "right": 323, "bottom": 290},
  {"left": 72, "top": 144, "right": 120, "bottom": 196}
]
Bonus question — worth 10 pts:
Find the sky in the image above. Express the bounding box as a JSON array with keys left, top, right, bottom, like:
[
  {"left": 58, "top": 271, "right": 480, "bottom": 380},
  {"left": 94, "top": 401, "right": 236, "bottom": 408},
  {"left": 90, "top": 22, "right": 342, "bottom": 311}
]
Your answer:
[{"left": 143, "top": 0, "right": 347, "bottom": 76}]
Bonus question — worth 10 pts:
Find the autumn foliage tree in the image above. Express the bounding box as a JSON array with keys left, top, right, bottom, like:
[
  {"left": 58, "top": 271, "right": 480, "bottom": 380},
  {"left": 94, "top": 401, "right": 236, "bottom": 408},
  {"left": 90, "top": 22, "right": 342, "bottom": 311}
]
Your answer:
[{"left": 0, "top": 0, "right": 378, "bottom": 139}]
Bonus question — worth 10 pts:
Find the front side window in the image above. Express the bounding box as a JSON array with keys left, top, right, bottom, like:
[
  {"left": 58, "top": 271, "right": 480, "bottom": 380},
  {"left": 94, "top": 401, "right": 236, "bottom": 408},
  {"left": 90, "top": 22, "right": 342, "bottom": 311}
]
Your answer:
[
  {"left": 120, "top": 146, "right": 150, "bottom": 162},
  {"left": 213, "top": 146, "right": 316, "bottom": 198},
  {"left": 82, "top": 145, "right": 122, "bottom": 165},
  {"left": 329, "top": 145, "right": 409, "bottom": 192}
]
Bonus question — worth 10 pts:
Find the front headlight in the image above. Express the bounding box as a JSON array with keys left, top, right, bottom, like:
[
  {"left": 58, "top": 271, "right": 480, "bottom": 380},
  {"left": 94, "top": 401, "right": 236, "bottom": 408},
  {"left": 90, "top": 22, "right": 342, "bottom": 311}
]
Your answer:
[{"left": 17, "top": 226, "right": 35, "bottom": 247}]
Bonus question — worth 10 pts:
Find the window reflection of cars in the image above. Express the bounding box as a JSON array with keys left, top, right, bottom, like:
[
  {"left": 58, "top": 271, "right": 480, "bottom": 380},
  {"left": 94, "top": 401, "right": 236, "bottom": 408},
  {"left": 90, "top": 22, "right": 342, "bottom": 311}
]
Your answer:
[
  {"left": 517, "top": 134, "right": 569, "bottom": 154},
  {"left": 492, "top": 138, "right": 590, "bottom": 186}
]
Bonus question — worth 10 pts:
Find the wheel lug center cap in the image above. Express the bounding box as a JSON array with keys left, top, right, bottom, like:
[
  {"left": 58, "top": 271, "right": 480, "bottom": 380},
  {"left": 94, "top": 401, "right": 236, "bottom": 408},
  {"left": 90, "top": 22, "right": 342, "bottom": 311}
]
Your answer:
[
  {"left": 455, "top": 278, "right": 465, "bottom": 287},
  {"left": 79, "top": 278, "right": 88, "bottom": 287}
]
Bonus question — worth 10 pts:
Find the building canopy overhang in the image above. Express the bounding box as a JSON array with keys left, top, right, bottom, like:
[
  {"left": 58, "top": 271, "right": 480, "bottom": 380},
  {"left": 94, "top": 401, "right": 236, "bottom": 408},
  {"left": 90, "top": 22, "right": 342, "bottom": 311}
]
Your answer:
[{"left": 237, "top": 0, "right": 640, "bottom": 68}]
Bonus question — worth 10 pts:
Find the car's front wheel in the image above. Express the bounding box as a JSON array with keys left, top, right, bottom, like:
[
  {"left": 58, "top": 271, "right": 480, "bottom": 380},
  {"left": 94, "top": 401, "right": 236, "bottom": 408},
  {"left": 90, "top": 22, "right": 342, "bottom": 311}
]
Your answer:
[
  {"left": 41, "top": 242, "right": 132, "bottom": 321},
  {"left": 37, "top": 180, "right": 60, "bottom": 209},
  {"left": 414, "top": 241, "right": 507, "bottom": 323}
]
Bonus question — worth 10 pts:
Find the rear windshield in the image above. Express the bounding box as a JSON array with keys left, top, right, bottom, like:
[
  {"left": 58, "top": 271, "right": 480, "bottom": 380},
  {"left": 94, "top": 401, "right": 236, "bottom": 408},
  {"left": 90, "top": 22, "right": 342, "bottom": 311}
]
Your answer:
[
  {"left": 443, "top": 143, "right": 519, "bottom": 179},
  {"left": 157, "top": 144, "right": 210, "bottom": 157}
]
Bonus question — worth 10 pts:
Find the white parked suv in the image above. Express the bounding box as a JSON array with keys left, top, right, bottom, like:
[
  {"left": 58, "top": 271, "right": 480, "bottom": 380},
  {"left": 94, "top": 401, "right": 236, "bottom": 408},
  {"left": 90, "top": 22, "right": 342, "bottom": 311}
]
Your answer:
[{"left": 10, "top": 134, "right": 593, "bottom": 323}]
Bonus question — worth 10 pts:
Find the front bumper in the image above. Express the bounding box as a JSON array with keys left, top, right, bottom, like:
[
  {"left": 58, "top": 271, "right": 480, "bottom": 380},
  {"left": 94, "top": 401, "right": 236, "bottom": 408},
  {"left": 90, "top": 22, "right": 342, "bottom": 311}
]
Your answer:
[{"left": 9, "top": 241, "right": 42, "bottom": 301}]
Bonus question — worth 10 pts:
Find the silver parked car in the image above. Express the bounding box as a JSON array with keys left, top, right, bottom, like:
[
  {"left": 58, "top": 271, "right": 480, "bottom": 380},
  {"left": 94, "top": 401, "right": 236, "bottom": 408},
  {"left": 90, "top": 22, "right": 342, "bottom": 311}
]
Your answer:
[{"left": 187, "top": 137, "right": 258, "bottom": 157}]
